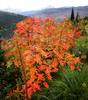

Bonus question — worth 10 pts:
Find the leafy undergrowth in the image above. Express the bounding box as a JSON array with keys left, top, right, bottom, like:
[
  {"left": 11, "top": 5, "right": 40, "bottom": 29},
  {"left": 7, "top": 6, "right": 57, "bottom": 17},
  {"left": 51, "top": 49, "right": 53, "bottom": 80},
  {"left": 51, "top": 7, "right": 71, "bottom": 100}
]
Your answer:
[
  {"left": 70, "top": 36, "right": 88, "bottom": 63},
  {"left": 0, "top": 45, "right": 22, "bottom": 100},
  {"left": 31, "top": 64, "right": 88, "bottom": 100}
]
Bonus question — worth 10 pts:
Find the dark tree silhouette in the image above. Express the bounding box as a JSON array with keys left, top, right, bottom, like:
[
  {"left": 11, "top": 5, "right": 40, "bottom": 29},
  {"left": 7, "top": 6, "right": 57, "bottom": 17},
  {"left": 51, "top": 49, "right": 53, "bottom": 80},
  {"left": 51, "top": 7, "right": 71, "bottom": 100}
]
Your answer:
[
  {"left": 71, "top": 7, "right": 75, "bottom": 21},
  {"left": 76, "top": 12, "right": 80, "bottom": 22}
]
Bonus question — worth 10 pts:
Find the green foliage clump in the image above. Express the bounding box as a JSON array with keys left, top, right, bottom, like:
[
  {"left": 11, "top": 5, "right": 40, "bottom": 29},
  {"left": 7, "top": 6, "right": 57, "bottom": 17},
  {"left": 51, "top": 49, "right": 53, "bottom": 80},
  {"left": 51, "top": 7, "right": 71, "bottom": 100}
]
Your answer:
[
  {"left": 0, "top": 43, "right": 22, "bottom": 99},
  {"left": 77, "top": 17, "right": 88, "bottom": 36},
  {"left": 70, "top": 36, "right": 88, "bottom": 63}
]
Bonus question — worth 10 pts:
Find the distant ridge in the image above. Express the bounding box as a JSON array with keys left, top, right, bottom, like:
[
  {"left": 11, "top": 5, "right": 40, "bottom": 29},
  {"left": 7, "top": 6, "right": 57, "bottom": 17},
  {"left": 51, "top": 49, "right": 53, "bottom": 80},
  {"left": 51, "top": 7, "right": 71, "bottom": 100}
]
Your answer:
[{"left": 20, "top": 6, "right": 88, "bottom": 20}]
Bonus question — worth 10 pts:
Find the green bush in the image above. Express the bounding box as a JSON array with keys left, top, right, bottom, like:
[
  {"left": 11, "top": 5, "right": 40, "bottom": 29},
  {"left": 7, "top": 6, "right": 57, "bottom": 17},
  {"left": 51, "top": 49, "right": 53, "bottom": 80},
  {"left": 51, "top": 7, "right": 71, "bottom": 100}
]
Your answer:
[
  {"left": 0, "top": 45, "right": 22, "bottom": 99},
  {"left": 70, "top": 36, "right": 88, "bottom": 63},
  {"left": 77, "top": 17, "right": 88, "bottom": 36}
]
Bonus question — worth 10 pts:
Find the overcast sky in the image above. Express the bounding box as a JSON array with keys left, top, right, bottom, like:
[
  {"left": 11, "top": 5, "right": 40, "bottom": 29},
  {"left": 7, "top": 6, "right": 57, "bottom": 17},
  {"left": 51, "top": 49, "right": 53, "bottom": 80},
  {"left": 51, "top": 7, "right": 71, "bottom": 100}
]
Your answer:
[{"left": 0, "top": 0, "right": 88, "bottom": 12}]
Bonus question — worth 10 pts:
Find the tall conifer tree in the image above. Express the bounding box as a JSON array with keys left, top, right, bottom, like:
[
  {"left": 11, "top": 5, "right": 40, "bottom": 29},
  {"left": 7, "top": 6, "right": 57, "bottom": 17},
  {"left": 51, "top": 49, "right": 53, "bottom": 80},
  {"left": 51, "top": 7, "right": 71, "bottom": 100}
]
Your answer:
[{"left": 71, "top": 7, "right": 75, "bottom": 21}]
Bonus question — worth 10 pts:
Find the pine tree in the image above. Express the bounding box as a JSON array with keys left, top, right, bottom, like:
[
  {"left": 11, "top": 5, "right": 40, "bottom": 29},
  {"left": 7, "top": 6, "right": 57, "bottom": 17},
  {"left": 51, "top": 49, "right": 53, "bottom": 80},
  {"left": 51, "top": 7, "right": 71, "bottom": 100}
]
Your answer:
[
  {"left": 71, "top": 8, "right": 75, "bottom": 21},
  {"left": 76, "top": 12, "right": 80, "bottom": 23}
]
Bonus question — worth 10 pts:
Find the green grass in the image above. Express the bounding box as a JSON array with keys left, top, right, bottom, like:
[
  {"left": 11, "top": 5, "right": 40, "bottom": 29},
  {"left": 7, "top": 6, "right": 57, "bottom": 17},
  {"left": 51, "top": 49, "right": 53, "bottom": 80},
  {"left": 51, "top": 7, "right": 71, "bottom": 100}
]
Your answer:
[{"left": 31, "top": 64, "right": 88, "bottom": 100}]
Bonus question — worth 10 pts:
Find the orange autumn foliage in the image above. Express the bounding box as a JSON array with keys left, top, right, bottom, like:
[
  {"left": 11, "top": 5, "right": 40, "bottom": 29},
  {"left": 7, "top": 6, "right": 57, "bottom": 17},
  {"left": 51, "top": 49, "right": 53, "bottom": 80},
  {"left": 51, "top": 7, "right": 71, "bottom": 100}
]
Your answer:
[{"left": 1, "top": 17, "right": 81, "bottom": 98}]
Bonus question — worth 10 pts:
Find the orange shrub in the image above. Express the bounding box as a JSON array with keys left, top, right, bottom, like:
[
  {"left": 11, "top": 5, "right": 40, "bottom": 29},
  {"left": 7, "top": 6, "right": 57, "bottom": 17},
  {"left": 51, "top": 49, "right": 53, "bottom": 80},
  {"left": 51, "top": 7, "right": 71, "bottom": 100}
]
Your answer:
[{"left": 1, "top": 17, "right": 81, "bottom": 98}]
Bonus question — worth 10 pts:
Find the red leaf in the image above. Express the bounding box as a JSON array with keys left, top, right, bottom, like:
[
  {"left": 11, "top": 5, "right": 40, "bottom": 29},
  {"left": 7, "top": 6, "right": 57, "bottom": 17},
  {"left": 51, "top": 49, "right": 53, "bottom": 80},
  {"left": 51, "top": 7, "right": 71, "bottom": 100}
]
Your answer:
[{"left": 43, "top": 82, "right": 49, "bottom": 88}]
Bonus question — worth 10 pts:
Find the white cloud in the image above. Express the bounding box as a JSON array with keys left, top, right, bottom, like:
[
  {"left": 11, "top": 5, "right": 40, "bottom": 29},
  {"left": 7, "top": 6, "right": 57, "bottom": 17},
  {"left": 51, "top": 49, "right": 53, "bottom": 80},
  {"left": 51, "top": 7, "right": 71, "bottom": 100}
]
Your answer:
[{"left": 0, "top": 0, "right": 88, "bottom": 12}]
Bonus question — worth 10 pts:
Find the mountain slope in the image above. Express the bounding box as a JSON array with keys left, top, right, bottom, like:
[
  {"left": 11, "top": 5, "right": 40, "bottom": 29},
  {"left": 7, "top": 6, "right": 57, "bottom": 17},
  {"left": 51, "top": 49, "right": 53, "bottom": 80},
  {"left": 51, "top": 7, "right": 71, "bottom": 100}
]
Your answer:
[
  {"left": 0, "top": 11, "right": 25, "bottom": 28},
  {"left": 0, "top": 11, "right": 25, "bottom": 39}
]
